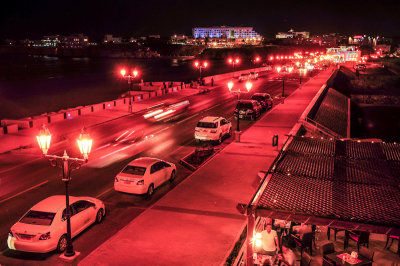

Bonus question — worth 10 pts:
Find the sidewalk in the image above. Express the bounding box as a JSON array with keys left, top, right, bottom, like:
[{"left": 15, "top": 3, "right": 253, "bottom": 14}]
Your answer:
[
  {"left": 0, "top": 88, "right": 200, "bottom": 155},
  {"left": 80, "top": 68, "right": 335, "bottom": 265}
]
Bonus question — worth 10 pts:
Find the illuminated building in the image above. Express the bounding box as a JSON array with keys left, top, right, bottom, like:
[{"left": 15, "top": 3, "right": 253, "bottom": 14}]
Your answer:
[
  {"left": 193, "top": 26, "right": 262, "bottom": 40},
  {"left": 326, "top": 46, "right": 361, "bottom": 62}
]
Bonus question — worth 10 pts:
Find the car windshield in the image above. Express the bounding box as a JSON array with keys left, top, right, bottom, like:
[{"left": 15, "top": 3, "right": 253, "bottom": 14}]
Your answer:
[
  {"left": 20, "top": 210, "right": 56, "bottom": 226},
  {"left": 236, "top": 102, "right": 253, "bottom": 109},
  {"left": 197, "top": 122, "right": 217, "bottom": 128},
  {"left": 122, "top": 165, "right": 147, "bottom": 176},
  {"left": 251, "top": 95, "right": 264, "bottom": 101}
]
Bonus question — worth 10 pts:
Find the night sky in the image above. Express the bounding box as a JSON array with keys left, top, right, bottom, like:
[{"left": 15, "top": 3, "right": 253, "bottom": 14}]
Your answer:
[{"left": 1, "top": 0, "right": 399, "bottom": 40}]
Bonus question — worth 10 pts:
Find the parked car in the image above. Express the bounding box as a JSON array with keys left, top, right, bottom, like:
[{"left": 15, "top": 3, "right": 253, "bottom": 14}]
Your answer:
[
  {"left": 238, "top": 73, "right": 248, "bottom": 82},
  {"left": 195, "top": 116, "right": 232, "bottom": 144},
  {"left": 7, "top": 195, "right": 105, "bottom": 253},
  {"left": 114, "top": 157, "right": 176, "bottom": 196},
  {"left": 249, "top": 72, "right": 259, "bottom": 80},
  {"left": 251, "top": 93, "right": 273, "bottom": 111},
  {"left": 234, "top": 100, "right": 262, "bottom": 120}
]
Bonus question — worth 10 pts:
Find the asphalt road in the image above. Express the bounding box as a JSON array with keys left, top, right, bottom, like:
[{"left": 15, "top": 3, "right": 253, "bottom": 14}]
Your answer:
[{"left": 0, "top": 71, "right": 312, "bottom": 265}]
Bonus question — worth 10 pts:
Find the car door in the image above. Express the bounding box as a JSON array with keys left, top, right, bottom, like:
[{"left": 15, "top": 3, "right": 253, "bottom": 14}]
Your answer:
[
  {"left": 62, "top": 205, "right": 79, "bottom": 238},
  {"left": 160, "top": 161, "right": 172, "bottom": 182},
  {"left": 72, "top": 201, "right": 95, "bottom": 232},
  {"left": 150, "top": 162, "right": 164, "bottom": 188},
  {"left": 221, "top": 119, "right": 228, "bottom": 134}
]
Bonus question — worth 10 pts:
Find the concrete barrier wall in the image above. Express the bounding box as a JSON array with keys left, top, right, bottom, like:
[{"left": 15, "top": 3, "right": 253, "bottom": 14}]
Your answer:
[
  {"left": 1, "top": 119, "right": 31, "bottom": 129},
  {"left": 149, "top": 91, "right": 156, "bottom": 97},
  {"left": 31, "top": 116, "right": 48, "bottom": 128},
  {"left": 104, "top": 101, "right": 114, "bottom": 110},
  {"left": 142, "top": 93, "right": 150, "bottom": 100},
  {"left": 80, "top": 106, "right": 92, "bottom": 115},
  {"left": 49, "top": 113, "right": 65, "bottom": 123},
  {"left": 66, "top": 109, "right": 79, "bottom": 119},
  {"left": 92, "top": 103, "right": 104, "bottom": 112},
  {"left": 115, "top": 98, "right": 125, "bottom": 106},
  {"left": 5, "top": 124, "right": 18, "bottom": 134}
]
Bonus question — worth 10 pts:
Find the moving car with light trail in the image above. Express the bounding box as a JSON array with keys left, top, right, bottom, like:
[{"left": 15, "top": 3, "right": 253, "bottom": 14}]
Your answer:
[
  {"left": 114, "top": 157, "right": 176, "bottom": 196},
  {"left": 7, "top": 196, "right": 105, "bottom": 253},
  {"left": 194, "top": 116, "right": 232, "bottom": 144},
  {"left": 143, "top": 100, "right": 190, "bottom": 121}
]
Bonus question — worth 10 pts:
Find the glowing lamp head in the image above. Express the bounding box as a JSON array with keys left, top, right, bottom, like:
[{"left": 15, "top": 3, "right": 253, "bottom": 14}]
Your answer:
[
  {"left": 245, "top": 81, "right": 253, "bottom": 92},
  {"left": 228, "top": 58, "right": 233, "bottom": 64},
  {"left": 227, "top": 81, "right": 234, "bottom": 91},
  {"left": 269, "top": 56, "right": 274, "bottom": 60},
  {"left": 288, "top": 67, "right": 293, "bottom": 73},
  {"left": 133, "top": 70, "right": 138, "bottom": 77},
  {"left": 235, "top": 58, "right": 240, "bottom": 64},
  {"left": 254, "top": 232, "right": 262, "bottom": 247},
  {"left": 296, "top": 62, "right": 300, "bottom": 66},
  {"left": 276, "top": 66, "right": 281, "bottom": 73},
  {"left": 77, "top": 128, "right": 92, "bottom": 161},
  {"left": 120, "top": 69, "right": 126, "bottom": 77},
  {"left": 255, "top": 56, "right": 260, "bottom": 62},
  {"left": 36, "top": 124, "right": 51, "bottom": 155},
  {"left": 203, "top": 61, "right": 208, "bottom": 68},
  {"left": 194, "top": 61, "right": 199, "bottom": 67}
]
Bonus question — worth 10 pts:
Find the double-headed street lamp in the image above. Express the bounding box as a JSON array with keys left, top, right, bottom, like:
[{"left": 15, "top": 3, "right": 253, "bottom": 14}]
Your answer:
[
  {"left": 228, "top": 81, "right": 253, "bottom": 133},
  {"left": 37, "top": 125, "right": 92, "bottom": 258},
  {"left": 228, "top": 58, "right": 240, "bottom": 78},
  {"left": 120, "top": 68, "right": 139, "bottom": 113},
  {"left": 194, "top": 60, "right": 208, "bottom": 84}
]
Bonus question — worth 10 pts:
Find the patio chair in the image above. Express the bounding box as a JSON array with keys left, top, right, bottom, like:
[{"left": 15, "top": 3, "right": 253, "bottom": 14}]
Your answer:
[
  {"left": 359, "top": 246, "right": 374, "bottom": 265},
  {"left": 327, "top": 227, "right": 344, "bottom": 241},
  {"left": 345, "top": 230, "right": 369, "bottom": 251},
  {"left": 300, "top": 251, "right": 312, "bottom": 266},
  {"left": 294, "top": 232, "right": 314, "bottom": 255},
  {"left": 385, "top": 234, "right": 399, "bottom": 253},
  {"left": 322, "top": 257, "right": 335, "bottom": 266}
]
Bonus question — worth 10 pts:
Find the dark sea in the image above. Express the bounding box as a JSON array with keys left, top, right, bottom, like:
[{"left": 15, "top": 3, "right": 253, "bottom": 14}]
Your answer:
[{"left": 0, "top": 55, "right": 254, "bottom": 120}]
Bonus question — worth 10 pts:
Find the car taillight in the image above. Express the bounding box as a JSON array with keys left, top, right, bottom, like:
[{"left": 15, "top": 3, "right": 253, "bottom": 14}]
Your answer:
[
  {"left": 137, "top": 180, "right": 144, "bottom": 185},
  {"left": 210, "top": 130, "right": 217, "bottom": 133},
  {"left": 8, "top": 230, "right": 14, "bottom": 238},
  {"left": 115, "top": 176, "right": 119, "bottom": 182},
  {"left": 39, "top": 232, "right": 51, "bottom": 240}
]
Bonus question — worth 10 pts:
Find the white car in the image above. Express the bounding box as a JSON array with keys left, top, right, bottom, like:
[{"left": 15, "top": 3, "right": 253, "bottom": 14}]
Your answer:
[
  {"left": 249, "top": 72, "right": 259, "bottom": 80},
  {"left": 8, "top": 195, "right": 105, "bottom": 253},
  {"left": 114, "top": 157, "right": 176, "bottom": 196},
  {"left": 238, "top": 73, "right": 248, "bottom": 82},
  {"left": 195, "top": 116, "right": 232, "bottom": 144}
]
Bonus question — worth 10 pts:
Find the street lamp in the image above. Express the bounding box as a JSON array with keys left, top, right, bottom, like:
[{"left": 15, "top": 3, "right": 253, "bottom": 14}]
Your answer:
[
  {"left": 36, "top": 125, "right": 92, "bottom": 258},
  {"left": 253, "top": 56, "right": 261, "bottom": 72},
  {"left": 228, "top": 81, "right": 253, "bottom": 133},
  {"left": 120, "top": 68, "right": 139, "bottom": 113},
  {"left": 228, "top": 57, "right": 240, "bottom": 78},
  {"left": 194, "top": 60, "right": 208, "bottom": 84},
  {"left": 276, "top": 66, "right": 285, "bottom": 97}
]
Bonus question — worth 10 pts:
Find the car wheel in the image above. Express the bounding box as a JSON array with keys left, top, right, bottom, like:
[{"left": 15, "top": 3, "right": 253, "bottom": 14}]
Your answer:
[
  {"left": 170, "top": 170, "right": 176, "bottom": 182},
  {"left": 147, "top": 184, "right": 154, "bottom": 197},
  {"left": 95, "top": 209, "right": 104, "bottom": 224},
  {"left": 57, "top": 235, "right": 67, "bottom": 253},
  {"left": 228, "top": 128, "right": 232, "bottom": 137}
]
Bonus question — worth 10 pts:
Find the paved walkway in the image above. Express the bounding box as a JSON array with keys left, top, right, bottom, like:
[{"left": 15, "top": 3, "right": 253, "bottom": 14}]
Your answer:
[{"left": 79, "top": 68, "right": 336, "bottom": 265}]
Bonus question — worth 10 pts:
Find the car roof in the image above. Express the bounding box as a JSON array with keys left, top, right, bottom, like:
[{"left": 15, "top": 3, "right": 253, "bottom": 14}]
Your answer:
[
  {"left": 31, "top": 195, "right": 80, "bottom": 213},
  {"left": 198, "top": 116, "right": 221, "bottom": 123},
  {"left": 128, "top": 157, "right": 160, "bottom": 167}
]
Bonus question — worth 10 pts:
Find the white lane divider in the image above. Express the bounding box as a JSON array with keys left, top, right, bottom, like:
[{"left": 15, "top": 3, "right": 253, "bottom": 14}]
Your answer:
[{"left": 0, "top": 180, "right": 49, "bottom": 205}]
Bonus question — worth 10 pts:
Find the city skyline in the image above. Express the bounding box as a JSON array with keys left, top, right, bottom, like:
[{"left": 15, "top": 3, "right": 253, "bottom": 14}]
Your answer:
[{"left": 1, "top": 0, "right": 400, "bottom": 40}]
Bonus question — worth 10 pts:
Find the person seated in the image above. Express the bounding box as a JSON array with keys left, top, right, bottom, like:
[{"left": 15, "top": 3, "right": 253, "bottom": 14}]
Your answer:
[
  {"left": 260, "top": 224, "right": 280, "bottom": 256},
  {"left": 278, "top": 242, "right": 296, "bottom": 266}
]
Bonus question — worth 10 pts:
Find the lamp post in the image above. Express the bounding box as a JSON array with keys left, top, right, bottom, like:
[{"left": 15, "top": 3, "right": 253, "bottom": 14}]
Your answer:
[
  {"left": 276, "top": 66, "right": 285, "bottom": 97},
  {"left": 194, "top": 60, "right": 208, "bottom": 84},
  {"left": 36, "top": 125, "right": 92, "bottom": 258},
  {"left": 120, "top": 68, "right": 139, "bottom": 113},
  {"left": 228, "top": 58, "right": 240, "bottom": 78},
  {"left": 228, "top": 81, "right": 253, "bottom": 133}
]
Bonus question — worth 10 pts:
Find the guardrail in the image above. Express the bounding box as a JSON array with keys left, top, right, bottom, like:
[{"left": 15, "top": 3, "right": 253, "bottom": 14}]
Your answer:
[{"left": 303, "top": 117, "right": 342, "bottom": 139}]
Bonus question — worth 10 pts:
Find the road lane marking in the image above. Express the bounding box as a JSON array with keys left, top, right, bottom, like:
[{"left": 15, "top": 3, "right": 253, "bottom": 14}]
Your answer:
[
  {"left": 0, "top": 180, "right": 49, "bottom": 205},
  {"left": 96, "top": 186, "right": 113, "bottom": 199},
  {"left": 0, "top": 157, "right": 42, "bottom": 175}
]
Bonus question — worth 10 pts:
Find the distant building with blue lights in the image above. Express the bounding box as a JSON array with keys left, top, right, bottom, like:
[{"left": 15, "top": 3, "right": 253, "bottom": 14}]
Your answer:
[{"left": 193, "top": 26, "right": 262, "bottom": 40}]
